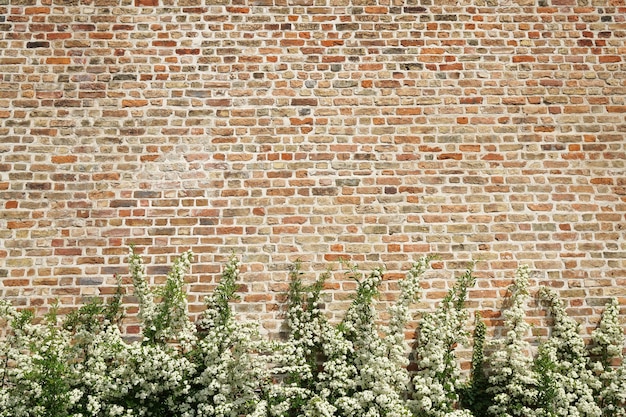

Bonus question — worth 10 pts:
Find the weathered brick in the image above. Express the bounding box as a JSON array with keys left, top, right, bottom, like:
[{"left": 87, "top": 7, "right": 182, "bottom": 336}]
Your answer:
[
  {"left": 26, "top": 41, "right": 50, "bottom": 48},
  {"left": 122, "top": 99, "right": 148, "bottom": 107},
  {"left": 0, "top": 2, "right": 623, "bottom": 339}
]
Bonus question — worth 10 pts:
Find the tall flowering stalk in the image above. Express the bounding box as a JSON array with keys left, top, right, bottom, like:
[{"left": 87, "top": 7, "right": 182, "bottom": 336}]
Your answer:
[
  {"left": 128, "top": 245, "right": 157, "bottom": 340},
  {"left": 535, "top": 287, "right": 601, "bottom": 417},
  {"left": 459, "top": 313, "right": 489, "bottom": 417},
  {"left": 590, "top": 298, "right": 626, "bottom": 417},
  {"left": 487, "top": 265, "right": 541, "bottom": 417},
  {"left": 387, "top": 257, "right": 433, "bottom": 371},
  {"left": 278, "top": 260, "right": 354, "bottom": 416},
  {"left": 120, "top": 248, "right": 196, "bottom": 416},
  {"left": 333, "top": 265, "right": 413, "bottom": 417},
  {"left": 188, "top": 254, "right": 272, "bottom": 417},
  {"left": 129, "top": 246, "right": 195, "bottom": 345},
  {"left": 410, "top": 263, "right": 476, "bottom": 417}
]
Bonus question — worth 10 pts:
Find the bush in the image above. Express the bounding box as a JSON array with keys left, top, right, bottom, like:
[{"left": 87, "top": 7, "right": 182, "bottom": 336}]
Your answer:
[{"left": 0, "top": 248, "right": 624, "bottom": 417}]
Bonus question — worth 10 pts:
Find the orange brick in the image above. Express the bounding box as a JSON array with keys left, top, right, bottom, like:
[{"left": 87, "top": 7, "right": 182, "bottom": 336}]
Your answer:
[
  {"left": 51, "top": 155, "right": 77, "bottom": 164},
  {"left": 25, "top": 7, "right": 50, "bottom": 14},
  {"left": 46, "top": 57, "right": 71, "bottom": 65}
]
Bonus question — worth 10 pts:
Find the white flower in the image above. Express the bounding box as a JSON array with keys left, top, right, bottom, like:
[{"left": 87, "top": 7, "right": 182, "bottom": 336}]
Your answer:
[{"left": 487, "top": 265, "right": 541, "bottom": 417}]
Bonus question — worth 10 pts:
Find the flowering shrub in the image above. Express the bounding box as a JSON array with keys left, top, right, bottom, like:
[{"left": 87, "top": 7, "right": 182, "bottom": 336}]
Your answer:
[
  {"left": 590, "top": 298, "right": 626, "bottom": 417},
  {"left": 0, "top": 250, "right": 624, "bottom": 417},
  {"left": 410, "top": 264, "right": 476, "bottom": 417},
  {"left": 535, "top": 288, "right": 601, "bottom": 417},
  {"left": 485, "top": 265, "right": 543, "bottom": 417},
  {"left": 277, "top": 258, "right": 433, "bottom": 417},
  {"left": 0, "top": 303, "right": 77, "bottom": 417},
  {"left": 186, "top": 254, "right": 273, "bottom": 417}
]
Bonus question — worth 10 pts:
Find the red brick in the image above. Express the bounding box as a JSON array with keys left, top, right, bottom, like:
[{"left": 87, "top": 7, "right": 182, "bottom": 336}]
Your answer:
[
  {"left": 25, "top": 7, "right": 50, "bottom": 14},
  {"left": 4, "top": 279, "right": 30, "bottom": 287},
  {"left": 590, "top": 178, "right": 613, "bottom": 185},
  {"left": 599, "top": 55, "right": 621, "bottom": 63},
  {"left": 226, "top": 6, "right": 249, "bottom": 13},
  {"left": 153, "top": 40, "right": 177, "bottom": 47},
  {"left": 54, "top": 248, "right": 82, "bottom": 256},
  {"left": 438, "top": 153, "right": 462, "bottom": 160},
  {"left": 47, "top": 33, "right": 72, "bottom": 40},
  {"left": 7, "top": 221, "right": 35, "bottom": 229},
  {"left": 513, "top": 55, "right": 535, "bottom": 63},
  {"left": 365, "top": 6, "right": 387, "bottom": 13}
]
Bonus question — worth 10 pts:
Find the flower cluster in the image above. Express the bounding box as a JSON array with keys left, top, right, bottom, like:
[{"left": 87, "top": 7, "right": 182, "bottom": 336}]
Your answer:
[
  {"left": 486, "top": 265, "right": 542, "bottom": 417},
  {"left": 411, "top": 264, "right": 476, "bottom": 417},
  {"left": 0, "top": 251, "right": 624, "bottom": 417},
  {"left": 590, "top": 298, "right": 626, "bottom": 417},
  {"left": 0, "top": 302, "right": 78, "bottom": 417},
  {"left": 129, "top": 247, "right": 196, "bottom": 346},
  {"left": 188, "top": 254, "right": 272, "bottom": 417},
  {"left": 535, "top": 287, "right": 601, "bottom": 417}
]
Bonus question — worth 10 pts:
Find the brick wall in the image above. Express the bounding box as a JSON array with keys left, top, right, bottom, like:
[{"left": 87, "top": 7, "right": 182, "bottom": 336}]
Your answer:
[{"left": 0, "top": 0, "right": 625, "bottom": 335}]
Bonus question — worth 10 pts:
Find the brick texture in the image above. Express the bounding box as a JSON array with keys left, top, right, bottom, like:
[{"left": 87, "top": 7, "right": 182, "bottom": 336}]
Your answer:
[{"left": 0, "top": 0, "right": 625, "bottom": 335}]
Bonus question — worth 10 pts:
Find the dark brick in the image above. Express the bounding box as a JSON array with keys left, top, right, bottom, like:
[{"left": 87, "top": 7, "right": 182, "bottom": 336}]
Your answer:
[
  {"left": 404, "top": 6, "right": 427, "bottom": 13},
  {"left": 26, "top": 41, "right": 50, "bottom": 48},
  {"left": 26, "top": 182, "right": 51, "bottom": 190},
  {"left": 112, "top": 74, "right": 137, "bottom": 81},
  {"left": 110, "top": 200, "right": 136, "bottom": 208},
  {"left": 78, "top": 277, "right": 103, "bottom": 285},
  {"left": 312, "top": 187, "right": 338, "bottom": 196},
  {"left": 336, "top": 23, "right": 359, "bottom": 31}
]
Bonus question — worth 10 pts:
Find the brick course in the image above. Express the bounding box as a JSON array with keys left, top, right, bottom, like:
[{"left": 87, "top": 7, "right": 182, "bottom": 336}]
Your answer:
[{"left": 0, "top": 0, "right": 625, "bottom": 335}]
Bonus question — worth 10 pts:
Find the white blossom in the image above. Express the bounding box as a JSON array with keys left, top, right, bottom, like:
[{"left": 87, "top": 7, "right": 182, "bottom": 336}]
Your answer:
[
  {"left": 535, "top": 287, "right": 601, "bottom": 417},
  {"left": 487, "top": 265, "right": 541, "bottom": 417},
  {"left": 411, "top": 263, "right": 475, "bottom": 417},
  {"left": 590, "top": 298, "right": 626, "bottom": 417}
]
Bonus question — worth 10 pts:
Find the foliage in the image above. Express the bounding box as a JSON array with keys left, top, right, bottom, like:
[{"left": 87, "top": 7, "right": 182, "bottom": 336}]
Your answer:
[
  {"left": 0, "top": 251, "right": 624, "bottom": 417},
  {"left": 187, "top": 253, "right": 273, "bottom": 417},
  {"left": 277, "top": 258, "right": 427, "bottom": 417},
  {"left": 459, "top": 313, "right": 489, "bottom": 416},
  {"left": 590, "top": 298, "right": 626, "bottom": 417},
  {"left": 129, "top": 246, "right": 195, "bottom": 345},
  {"left": 410, "top": 263, "right": 476, "bottom": 417},
  {"left": 486, "top": 265, "right": 542, "bottom": 417},
  {"left": 534, "top": 287, "right": 601, "bottom": 417}
]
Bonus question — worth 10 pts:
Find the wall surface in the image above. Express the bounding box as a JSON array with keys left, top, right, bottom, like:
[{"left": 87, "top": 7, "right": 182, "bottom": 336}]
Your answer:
[{"left": 0, "top": 0, "right": 625, "bottom": 335}]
